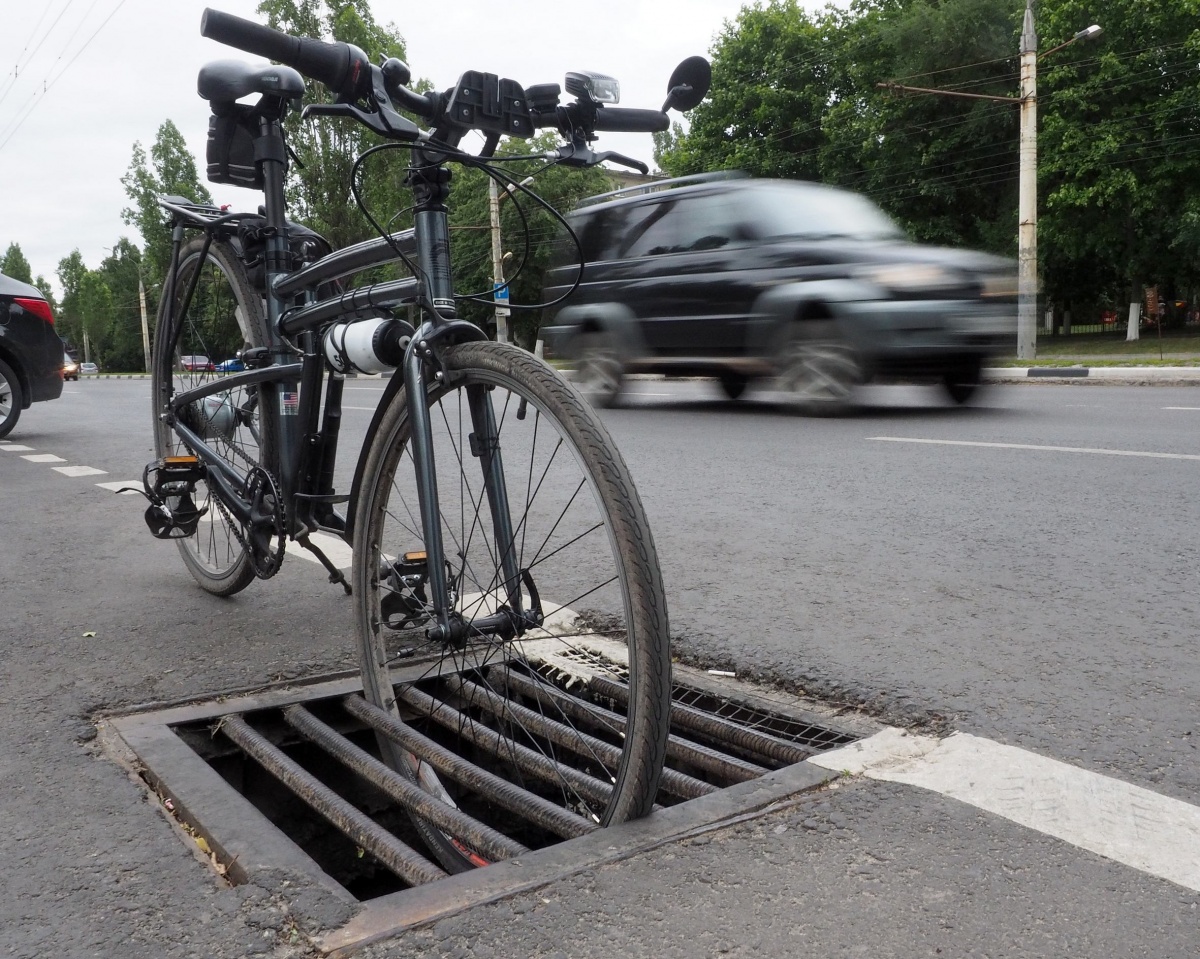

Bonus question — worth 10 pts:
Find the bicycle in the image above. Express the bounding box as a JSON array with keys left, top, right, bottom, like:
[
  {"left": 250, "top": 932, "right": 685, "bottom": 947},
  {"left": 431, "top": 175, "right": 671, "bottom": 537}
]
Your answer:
[{"left": 144, "top": 8, "right": 710, "bottom": 874}]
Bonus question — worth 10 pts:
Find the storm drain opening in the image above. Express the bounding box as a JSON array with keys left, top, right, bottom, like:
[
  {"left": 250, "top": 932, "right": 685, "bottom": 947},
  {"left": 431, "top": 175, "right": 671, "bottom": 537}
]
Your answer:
[{"left": 106, "top": 640, "right": 877, "bottom": 951}]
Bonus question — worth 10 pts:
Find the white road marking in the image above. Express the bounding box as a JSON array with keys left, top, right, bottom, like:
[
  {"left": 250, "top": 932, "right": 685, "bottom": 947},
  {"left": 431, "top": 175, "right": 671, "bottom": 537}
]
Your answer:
[
  {"left": 96, "top": 481, "right": 142, "bottom": 495},
  {"left": 21, "top": 453, "right": 67, "bottom": 463},
  {"left": 1162, "top": 407, "right": 1200, "bottom": 411},
  {"left": 341, "top": 406, "right": 379, "bottom": 412},
  {"left": 869, "top": 436, "right": 1200, "bottom": 462},
  {"left": 810, "top": 729, "right": 1200, "bottom": 893},
  {"left": 53, "top": 465, "right": 107, "bottom": 477},
  {"left": 1, "top": 444, "right": 35, "bottom": 451}
]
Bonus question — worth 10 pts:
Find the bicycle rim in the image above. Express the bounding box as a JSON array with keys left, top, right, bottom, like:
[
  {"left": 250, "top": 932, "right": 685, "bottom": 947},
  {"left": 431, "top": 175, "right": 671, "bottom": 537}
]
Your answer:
[
  {"left": 152, "top": 239, "right": 274, "bottom": 596},
  {"left": 353, "top": 342, "right": 670, "bottom": 871}
]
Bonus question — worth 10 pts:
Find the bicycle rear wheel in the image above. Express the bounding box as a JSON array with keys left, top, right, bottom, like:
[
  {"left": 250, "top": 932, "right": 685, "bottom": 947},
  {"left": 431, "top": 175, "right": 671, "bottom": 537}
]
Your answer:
[
  {"left": 151, "top": 238, "right": 276, "bottom": 596},
  {"left": 352, "top": 342, "right": 671, "bottom": 871}
]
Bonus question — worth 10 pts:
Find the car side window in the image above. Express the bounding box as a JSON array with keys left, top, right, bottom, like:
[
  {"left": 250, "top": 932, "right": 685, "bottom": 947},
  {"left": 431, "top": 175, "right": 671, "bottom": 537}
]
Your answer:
[
  {"left": 619, "top": 194, "right": 749, "bottom": 260},
  {"left": 619, "top": 201, "right": 679, "bottom": 259}
]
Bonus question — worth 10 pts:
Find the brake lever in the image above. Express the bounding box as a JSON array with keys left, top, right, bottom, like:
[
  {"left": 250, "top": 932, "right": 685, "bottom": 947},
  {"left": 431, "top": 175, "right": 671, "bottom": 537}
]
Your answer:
[
  {"left": 301, "top": 68, "right": 421, "bottom": 141},
  {"left": 549, "top": 142, "right": 648, "bottom": 175}
]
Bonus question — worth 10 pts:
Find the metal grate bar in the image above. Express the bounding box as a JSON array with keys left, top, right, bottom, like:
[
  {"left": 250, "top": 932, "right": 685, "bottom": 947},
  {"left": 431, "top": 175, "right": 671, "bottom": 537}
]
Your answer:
[
  {"left": 281, "top": 705, "right": 528, "bottom": 862},
  {"left": 507, "top": 669, "right": 767, "bottom": 784},
  {"left": 393, "top": 682, "right": 618, "bottom": 810},
  {"left": 343, "top": 693, "right": 596, "bottom": 840},
  {"left": 218, "top": 715, "right": 447, "bottom": 887},
  {"left": 672, "top": 683, "right": 856, "bottom": 750},
  {"left": 449, "top": 675, "right": 716, "bottom": 801},
  {"left": 590, "top": 675, "right": 815, "bottom": 767}
]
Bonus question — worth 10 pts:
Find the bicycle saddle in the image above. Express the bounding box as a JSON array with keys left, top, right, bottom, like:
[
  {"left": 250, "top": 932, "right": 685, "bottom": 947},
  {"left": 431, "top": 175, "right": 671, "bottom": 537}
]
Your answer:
[{"left": 198, "top": 59, "right": 305, "bottom": 103}]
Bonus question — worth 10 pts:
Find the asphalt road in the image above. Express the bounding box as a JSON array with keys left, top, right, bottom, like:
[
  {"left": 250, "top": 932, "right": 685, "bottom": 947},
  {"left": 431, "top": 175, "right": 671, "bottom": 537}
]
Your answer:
[{"left": 2, "top": 375, "right": 1198, "bottom": 957}]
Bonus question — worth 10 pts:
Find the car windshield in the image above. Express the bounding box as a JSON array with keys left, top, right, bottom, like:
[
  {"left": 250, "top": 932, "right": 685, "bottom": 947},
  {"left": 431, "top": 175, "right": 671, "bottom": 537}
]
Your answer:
[{"left": 749, "top": 183, "right": 905, "bottom": 241}]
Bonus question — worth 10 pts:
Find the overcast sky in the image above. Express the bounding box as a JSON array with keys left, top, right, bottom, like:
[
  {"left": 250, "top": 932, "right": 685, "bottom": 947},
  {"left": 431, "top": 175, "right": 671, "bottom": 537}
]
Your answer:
[{"left": 0, "top": 0, "right": 823, "bottom": 293}]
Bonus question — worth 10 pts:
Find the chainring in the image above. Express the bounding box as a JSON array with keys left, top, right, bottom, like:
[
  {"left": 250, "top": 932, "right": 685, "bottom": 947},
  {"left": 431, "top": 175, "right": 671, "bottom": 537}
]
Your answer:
[{"left": 217, "top": 465, "right": 286, "bottom": 579}]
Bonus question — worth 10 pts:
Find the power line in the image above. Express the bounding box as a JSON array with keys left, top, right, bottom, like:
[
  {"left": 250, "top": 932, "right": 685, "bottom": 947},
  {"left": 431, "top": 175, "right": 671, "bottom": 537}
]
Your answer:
[{"left": 0, "top": 0, "right": 128, "bottom": 154}]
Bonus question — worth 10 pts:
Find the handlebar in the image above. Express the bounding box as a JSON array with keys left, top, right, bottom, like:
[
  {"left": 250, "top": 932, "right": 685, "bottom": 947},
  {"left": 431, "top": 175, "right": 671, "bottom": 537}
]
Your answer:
[
  {"left": 201, "top": 8, "right": 371, "bottom": 100},
  {"left": 201, "top": 7, "right": 699, "bottom": 166}
]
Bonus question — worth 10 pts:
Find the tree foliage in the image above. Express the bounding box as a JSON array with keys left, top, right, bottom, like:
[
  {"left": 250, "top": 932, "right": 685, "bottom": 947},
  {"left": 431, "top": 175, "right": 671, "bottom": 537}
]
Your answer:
[
  {"left": 1, "top": 243, "right": 33, "bottom": 284},
  {"left": 121, "top": 121, "right": 212, "bottom": 288}
]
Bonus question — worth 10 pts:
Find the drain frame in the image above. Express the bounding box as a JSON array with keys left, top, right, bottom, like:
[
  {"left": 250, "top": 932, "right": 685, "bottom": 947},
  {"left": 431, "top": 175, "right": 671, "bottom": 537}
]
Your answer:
[{"left": 102, "top": 657, "right": 878, "bottom": 955}]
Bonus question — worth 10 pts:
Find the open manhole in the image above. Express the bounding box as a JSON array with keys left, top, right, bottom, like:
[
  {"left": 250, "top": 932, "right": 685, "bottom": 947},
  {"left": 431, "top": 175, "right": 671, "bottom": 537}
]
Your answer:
[{"left": 103, "top": 638, "right": 877, "bottom": 954}]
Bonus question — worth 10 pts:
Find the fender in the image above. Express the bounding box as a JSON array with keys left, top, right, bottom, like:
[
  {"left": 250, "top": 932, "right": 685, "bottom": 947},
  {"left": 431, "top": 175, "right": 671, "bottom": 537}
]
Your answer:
[
  {"left": 542, "top": 302, "right": 650, "bottom": 360},
  {"left": 746, "top": 278, "right": 876, "bottom": 358}
]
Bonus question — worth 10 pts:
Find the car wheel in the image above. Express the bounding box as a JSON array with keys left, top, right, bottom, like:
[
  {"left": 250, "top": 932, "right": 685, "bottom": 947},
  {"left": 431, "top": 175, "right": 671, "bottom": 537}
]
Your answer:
[
  {"left": 943, "top": 358, "right": 983, "bottom": 404},
  {"left": 778, "top": 322, "right": 859, "bottom": 412},
  {"left": 572, "top": 332, "right": 624, "bottom": 408},
  {"left": 719, "top": 372, "right": 749, "bottom": 400},
  {"left": 0, "top": 358, "right": 23, "bottom": 438}
]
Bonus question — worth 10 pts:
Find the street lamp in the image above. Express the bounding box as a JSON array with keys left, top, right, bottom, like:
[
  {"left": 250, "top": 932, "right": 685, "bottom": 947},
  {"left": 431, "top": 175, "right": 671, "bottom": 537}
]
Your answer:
[{"left": 1017, "top": 2, "right": 1103, "bottom": 359}]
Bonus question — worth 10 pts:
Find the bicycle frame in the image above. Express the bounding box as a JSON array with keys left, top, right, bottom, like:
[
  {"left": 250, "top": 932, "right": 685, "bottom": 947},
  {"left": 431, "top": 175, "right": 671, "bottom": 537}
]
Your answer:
[{"left": 159, "top": 113, "right": 528, "bottom": 640}]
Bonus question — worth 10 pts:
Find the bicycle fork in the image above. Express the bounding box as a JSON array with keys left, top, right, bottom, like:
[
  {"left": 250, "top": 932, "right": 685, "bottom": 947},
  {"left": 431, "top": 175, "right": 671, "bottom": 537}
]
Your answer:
[{"left": 402, "top": 339, "right": 537, "bottom": 645}]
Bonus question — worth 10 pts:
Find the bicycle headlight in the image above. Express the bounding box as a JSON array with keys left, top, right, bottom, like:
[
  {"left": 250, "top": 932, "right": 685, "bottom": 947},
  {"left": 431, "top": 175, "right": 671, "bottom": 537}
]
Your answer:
[{"left": 565, "top": 71, "right": 620, "bottom": 104}]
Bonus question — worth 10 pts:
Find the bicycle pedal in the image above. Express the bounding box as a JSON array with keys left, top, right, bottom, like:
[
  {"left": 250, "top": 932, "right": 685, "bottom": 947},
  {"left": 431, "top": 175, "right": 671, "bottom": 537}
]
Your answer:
[
  {"left": 143, "top": 493, "right": 208, "bottom": 540},
  {"left": 140, "top": 456, "right": 209, "bottom": 539}
]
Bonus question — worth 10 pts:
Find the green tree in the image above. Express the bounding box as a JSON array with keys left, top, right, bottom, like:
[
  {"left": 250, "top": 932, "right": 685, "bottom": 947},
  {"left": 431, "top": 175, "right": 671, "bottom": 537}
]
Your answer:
[
  {"left": 1038, "top": 0, "right": 1200, "bottom": 321},
  {"left": 657, "top": 0, "right": 843, "bottom": 181},
  {"left": 56, "top": 250, "right": 88, "bottom": 352},
  {"left": 121, "top": 121, "right": 212, "bottom": 293},
  {"left": 1, "top": 242, "right": 33, "bottom": 284},
  {"left": 98, "top": 239, "right": 149, "bottom": 371}
]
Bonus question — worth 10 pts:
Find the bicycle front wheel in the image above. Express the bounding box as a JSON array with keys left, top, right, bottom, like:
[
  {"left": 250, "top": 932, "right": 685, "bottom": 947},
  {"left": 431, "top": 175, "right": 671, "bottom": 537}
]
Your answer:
[
  {"left": 151, "top": 238, "right": 276, "bottom": 596},
  {"left": 352, "top": 342, "right": 671, "bottom": 867}
]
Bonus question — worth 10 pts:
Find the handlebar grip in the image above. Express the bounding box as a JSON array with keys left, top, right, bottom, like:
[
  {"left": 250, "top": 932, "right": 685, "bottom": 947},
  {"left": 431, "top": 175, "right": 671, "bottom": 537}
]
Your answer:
[
  {"left": 592, "top": 108, "right": 670, "bottom": 133},
  {"left": 200, "top": 8, "right": 369, "bottom": 99}
]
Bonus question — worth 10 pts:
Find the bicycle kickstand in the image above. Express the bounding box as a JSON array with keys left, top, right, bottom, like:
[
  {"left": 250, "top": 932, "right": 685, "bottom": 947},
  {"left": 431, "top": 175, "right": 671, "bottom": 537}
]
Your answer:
[{"left": 295, "top": 532, "right": 353, "bottom": 595}]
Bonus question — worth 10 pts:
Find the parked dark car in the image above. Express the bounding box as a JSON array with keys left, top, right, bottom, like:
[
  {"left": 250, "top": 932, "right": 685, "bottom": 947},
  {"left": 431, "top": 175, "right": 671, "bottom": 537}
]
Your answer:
[
  {"left": 541, "top": 173, "right": 1017, "bottom": 408},
  {"left": 0, "top": 272, "right": 63, "bottom": 437}
]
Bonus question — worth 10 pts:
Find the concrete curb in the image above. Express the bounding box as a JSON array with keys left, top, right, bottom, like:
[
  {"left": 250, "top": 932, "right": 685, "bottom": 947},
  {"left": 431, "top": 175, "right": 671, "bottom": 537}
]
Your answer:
[{"left": 985, "top": 366, "right": 1200, "bottom": 385}]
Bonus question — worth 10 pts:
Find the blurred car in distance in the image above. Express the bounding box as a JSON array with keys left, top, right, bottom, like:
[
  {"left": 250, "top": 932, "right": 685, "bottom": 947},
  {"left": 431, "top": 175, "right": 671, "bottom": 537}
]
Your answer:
[
  {"left": 0, "top": 271, "right": 64, "bottom": 437},
  {"left": 541, "top": 172, "right": 1017, "bottom": 408},
  {"left": 63, "top": 354, "right": 79, "bottom": 381},
  {"left": 79, "top": 362, "right": 99, "bottom": 375},
  {"left": 214, "top": 357, "right": 245, "bottom": 373},
  {"left": 179, "top": 354, "right": 214, "bottom": 372}
]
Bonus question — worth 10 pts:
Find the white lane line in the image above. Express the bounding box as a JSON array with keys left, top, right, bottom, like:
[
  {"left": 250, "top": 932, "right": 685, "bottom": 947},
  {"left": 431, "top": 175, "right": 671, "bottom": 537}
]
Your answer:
[
  {"left": 292, "top": 530, "right": 354, "bottom": 571},
  {"left": 1, "top": 444, "right": 35, "bottom": 452},
  {"left": 1163, "top": 407, "right": 1200, "bottom": 411},
  {"left": 869, "top": 436, "right": 1200, "bottom": 462},
  {"left": 810, "top": 729, "right": 1200, "bottom": 892},
  {"left": 342, "top": 406, "right": 378, "bottom": 412},
  {"left": 53, "top": 465, "right": 107, "bottom": 477},
  {"left": 96, "top": 481, "right": 142, "bottom": 495},
  {"left": 21, "top": 453, "right": 67, "bottom": 463}
]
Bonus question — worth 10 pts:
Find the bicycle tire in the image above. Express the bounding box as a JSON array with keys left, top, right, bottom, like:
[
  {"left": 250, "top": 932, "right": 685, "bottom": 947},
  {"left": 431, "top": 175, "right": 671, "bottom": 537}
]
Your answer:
[
  {"left": 352, "top": 341, "right": 671, "bottom": 872},
  {"left": 151, "top": 237, "right": 277, "bottom": 597}
]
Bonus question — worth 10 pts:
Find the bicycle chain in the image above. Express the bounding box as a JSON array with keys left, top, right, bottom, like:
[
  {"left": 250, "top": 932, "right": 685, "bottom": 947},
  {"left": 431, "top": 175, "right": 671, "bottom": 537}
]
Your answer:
[{"left": 210, "top": 433, "right": 286, "bottom": 579}]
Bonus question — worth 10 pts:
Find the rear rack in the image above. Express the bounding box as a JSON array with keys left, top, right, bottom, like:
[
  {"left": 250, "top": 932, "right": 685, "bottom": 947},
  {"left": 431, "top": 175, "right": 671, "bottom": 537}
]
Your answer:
[{"left": 575, "top": 170, "right": 748, "bottom": 208}]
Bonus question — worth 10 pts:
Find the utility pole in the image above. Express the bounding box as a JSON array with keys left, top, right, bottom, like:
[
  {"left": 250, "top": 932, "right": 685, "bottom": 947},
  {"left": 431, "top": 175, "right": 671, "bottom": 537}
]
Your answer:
[
  {"left": 488, "top": 178, "right": 510, "bottom": 344},
  {"left": 138, "top": 277, "right": 152, "bottom": 372},
  {"left": 1017, "top": 0, "right": 1038, "bottom": 360}
]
